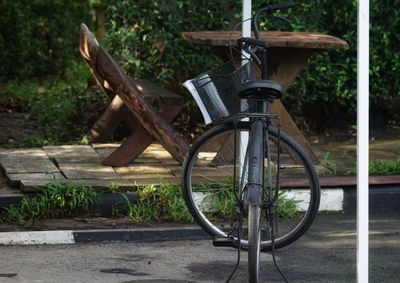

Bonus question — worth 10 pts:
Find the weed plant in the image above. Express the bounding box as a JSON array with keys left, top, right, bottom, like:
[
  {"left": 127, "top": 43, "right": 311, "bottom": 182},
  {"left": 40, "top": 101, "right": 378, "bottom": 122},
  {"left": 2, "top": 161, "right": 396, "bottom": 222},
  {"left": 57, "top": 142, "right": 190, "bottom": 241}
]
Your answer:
[
  {"left": 275, "top": 191, "right": 300, "bottom": 219},
  {"left": 116, "top": 181, "right": 299, "bottom": 224},
  {"left": 1, "top": 181, "right": 99, "bottom": 225},
  {"left": 116, "top": 183, "right": 193, "bottom": 223},
  {"left": 345, "top": 158, "right": 400, "bottom": 176}
]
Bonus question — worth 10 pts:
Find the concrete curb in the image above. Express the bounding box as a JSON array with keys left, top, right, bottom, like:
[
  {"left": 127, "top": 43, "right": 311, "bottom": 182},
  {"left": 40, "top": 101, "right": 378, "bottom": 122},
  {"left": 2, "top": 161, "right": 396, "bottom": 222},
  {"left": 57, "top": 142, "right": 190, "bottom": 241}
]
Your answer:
[
  {"left": 0, "top": 185, "right": 399, "bottom": 246},
  {"left": 0, "top": 227, "right": 209, "bottom": 246}
]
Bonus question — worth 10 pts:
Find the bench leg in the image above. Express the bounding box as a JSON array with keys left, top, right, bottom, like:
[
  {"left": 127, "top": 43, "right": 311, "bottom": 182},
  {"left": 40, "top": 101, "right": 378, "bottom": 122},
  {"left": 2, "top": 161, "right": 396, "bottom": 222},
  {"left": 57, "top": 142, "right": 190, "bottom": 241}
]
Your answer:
[
  {"left": 102, "top": 123, "right": 154, "bottom": 166},
  {"left": 87, "top": 95, "right": 138, "bottom": 142},
  {"left": 102, "top": 104, "right": 183, "bottom": 167}
]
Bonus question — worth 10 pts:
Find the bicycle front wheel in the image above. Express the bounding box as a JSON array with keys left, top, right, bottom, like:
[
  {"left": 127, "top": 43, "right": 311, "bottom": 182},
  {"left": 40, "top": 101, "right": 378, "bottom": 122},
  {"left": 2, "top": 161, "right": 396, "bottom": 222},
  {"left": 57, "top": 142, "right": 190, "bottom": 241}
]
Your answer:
[
  {"left": 248, "top": 204, "right": 261, "bottom": 282},
  {"left": 181, "top": 121, "right": 320, "bottom": 250}
]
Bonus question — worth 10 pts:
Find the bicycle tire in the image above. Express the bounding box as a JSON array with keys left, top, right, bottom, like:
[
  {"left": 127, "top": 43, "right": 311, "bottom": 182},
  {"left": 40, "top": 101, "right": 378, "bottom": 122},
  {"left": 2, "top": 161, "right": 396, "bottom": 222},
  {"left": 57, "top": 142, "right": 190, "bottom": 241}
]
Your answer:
[
  {"left": 248, "top": 204, "right": 261, "bottom": 282},
  {"left": 182, "top": 121, "right": 320, "bottom": 250}
]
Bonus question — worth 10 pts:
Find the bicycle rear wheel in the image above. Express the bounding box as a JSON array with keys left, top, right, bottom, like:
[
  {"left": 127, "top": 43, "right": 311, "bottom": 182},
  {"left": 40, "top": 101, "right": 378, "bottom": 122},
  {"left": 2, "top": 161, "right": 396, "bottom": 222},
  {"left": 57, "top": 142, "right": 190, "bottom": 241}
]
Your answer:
[{"left": 181, "top": 121, "right": 320, "bottom": 250}]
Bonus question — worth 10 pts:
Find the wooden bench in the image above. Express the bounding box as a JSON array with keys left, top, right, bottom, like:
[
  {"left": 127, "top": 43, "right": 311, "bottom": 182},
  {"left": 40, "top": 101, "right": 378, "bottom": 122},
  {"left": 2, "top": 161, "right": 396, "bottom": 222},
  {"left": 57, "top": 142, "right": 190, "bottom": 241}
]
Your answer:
[{"left": 80, "top": 24, "right": 188, "bottom": 166}]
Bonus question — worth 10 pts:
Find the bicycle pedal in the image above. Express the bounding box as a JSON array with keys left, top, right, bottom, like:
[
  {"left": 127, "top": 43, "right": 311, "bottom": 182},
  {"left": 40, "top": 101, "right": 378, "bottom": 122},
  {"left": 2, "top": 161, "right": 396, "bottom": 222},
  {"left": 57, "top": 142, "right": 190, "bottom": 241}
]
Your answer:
[{"left": 212, "top": 237, "right": 239, "bottom": 248}]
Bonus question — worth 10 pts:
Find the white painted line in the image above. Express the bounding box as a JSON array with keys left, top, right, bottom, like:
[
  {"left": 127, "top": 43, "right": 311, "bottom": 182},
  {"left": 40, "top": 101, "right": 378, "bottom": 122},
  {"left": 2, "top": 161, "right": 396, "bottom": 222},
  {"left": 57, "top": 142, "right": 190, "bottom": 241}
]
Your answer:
[{"left": 0, "top": 230, "right": 74, "bottom": 245}]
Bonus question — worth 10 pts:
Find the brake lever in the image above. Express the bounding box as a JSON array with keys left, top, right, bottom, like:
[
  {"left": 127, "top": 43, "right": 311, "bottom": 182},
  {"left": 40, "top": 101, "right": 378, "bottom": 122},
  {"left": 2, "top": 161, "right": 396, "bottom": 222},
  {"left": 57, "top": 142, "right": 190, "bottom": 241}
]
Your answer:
[{"left": 244, "top": 46, "right": 261, "bottom": 65}]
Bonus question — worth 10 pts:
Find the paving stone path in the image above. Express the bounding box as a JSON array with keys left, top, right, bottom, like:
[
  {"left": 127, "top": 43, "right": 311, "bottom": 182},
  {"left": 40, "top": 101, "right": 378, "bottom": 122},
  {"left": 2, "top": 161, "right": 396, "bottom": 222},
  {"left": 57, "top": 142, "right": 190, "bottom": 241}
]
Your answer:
[
  {"left": 0, "top": 143, "right": 181, "bottom": 192},
  {"left": 1, "top": 139, "right": 400, "bottom": 193}
]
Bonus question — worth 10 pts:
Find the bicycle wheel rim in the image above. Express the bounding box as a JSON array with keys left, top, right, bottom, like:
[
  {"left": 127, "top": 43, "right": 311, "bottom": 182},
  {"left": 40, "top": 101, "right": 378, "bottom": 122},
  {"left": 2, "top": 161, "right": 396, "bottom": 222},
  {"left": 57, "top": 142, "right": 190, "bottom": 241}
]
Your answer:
[{"left": 182, "top": 122, "right": 320, "bottom": 249}]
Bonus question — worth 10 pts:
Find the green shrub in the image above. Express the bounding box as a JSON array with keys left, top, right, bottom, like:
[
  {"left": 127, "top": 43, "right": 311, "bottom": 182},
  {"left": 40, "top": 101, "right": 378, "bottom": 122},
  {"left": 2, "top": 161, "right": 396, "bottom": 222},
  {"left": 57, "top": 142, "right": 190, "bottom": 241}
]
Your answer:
[
  {"left": 0, "top": 0, "right": 91, "bottom": 80},
  {"left": 104, "top": 0, "right": 238, "bottom": 126},
  {"left": 1, "top": 62, "right": 107, "bottom": 146},
  {"left": 105, "top": 0, "right": 236, "bottom": 87},
  {"left": 264, "top": 0, "right": 400, "bottom": 126},
  {"left": 104, "top": 0, "right": 400, "bottom": 129}
]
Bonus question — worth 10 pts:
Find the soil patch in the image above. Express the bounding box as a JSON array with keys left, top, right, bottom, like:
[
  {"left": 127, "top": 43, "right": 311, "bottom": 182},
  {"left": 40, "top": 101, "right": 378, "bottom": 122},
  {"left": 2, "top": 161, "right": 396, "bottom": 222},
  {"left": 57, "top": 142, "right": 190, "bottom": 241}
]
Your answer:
[{"left": 0, "top": 107, "right": 42, "bottom": 146}]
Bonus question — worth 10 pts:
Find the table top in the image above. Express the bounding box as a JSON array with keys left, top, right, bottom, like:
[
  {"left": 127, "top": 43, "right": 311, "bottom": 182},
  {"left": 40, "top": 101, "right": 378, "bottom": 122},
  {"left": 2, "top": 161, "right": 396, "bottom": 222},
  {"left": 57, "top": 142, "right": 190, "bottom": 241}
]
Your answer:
[{"left": 182, "top": 31, "right": 349, "bottom": 50}]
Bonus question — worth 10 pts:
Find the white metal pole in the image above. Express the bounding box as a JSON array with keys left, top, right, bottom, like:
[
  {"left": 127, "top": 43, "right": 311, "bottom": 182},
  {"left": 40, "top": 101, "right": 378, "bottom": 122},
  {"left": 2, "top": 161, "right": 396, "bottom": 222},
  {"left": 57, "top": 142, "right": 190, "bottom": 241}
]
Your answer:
[
  {"left": 240, "top": 0, "right": 252, "bottom": 177},
  {"left": 357, "top": 0, "right": 369, "bottom": 282},
  {"left": 242, "top": 0, "right": 252, "bottom": 38}
]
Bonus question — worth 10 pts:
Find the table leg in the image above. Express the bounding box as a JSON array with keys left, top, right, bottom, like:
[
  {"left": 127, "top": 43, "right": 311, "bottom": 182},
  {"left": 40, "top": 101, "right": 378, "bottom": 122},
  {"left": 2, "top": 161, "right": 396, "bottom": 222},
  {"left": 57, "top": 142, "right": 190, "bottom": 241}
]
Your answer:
[{"left": 267, "top": 48, "right": 318, "bottom": 163}]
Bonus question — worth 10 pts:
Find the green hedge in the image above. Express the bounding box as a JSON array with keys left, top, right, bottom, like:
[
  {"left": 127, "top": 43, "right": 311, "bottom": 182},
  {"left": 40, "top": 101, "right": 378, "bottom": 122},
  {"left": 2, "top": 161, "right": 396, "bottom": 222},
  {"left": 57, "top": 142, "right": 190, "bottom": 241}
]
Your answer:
[
  {"left": 102, "top": 1, "right": 400, "bottom": 127},
  {"left": 273, "top": 0, "right": 400, "bottom": 126},
  {"left": 104, "top": 0, "right": 238, "bottom": 126},
  {"left": 0, "top": 0, "right": 91, "bottom": 80},
  {"left": 105, "top": 1, "right": 236, "bottom": 87}
]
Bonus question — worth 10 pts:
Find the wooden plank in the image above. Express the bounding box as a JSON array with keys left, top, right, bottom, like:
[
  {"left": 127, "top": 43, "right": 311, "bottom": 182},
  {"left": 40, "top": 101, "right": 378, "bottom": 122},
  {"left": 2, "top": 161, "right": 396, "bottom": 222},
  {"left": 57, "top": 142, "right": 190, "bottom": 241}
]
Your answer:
[
  {"left": 44, "top": 145, "right": 102, "bottom": 164},
  {"left": 181, "top": 31, "right": 349, "bottom": 49},
  {"left": 92, "top": 143, "right": 120, "bottom": 157},
  {"left": 145, "top": 143, "right": 164, "bottom": 150},
  {"left": 115, "top": 165, "right": 172, "bottom": 174},
  {"left": 53, "top": 156, "right": 102, "bottom": 164},
  {"left": 80, "top": 24, "right": 140, "bottom": 142},
  {"left": 115, "top": 165, "right": 175, "bottom": 179},
  {"left": 58, "top": 163, "right": 120, "bottom": 180},
  {"left": 93, "top": 144, "right": 161, "bottom": 164},
  {"left": 43, "top": 145, "right": 100, "bottom": 159},
  {"left": 7, "top": 172, "right": 64, "bottom": 186},
  {"left": 0, "top": 157, "right": 59, "bottom": 174},
  {"left": 0, "top": 148, "right": 48, "bottom": 160},
  {"left": 158, "top": 158, "right": 181, "bottom": 166},
  {"left": 21, "top": 179, "right": 135, "bottom": 193},
  {"left": 128, "top": 177, "right": 180, "bottom": 186}
]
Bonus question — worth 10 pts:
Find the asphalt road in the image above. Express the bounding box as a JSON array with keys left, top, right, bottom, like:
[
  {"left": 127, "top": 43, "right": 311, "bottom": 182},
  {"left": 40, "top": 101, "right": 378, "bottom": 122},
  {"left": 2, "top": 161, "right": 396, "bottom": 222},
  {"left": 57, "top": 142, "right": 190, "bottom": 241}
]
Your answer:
[{"left": 0, "top": 213, "right": 399, "bottom": 283}]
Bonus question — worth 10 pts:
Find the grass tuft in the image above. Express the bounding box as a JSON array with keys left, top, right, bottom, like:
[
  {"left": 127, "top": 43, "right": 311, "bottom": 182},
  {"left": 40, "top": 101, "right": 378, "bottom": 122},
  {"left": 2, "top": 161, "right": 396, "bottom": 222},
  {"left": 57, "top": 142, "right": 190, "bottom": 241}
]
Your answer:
[
  {"left": 1, "top": 181, "right": 99, "bottom": 225},
  {"left": 345, "top": 158, "right": 400, "bottom": 176}
]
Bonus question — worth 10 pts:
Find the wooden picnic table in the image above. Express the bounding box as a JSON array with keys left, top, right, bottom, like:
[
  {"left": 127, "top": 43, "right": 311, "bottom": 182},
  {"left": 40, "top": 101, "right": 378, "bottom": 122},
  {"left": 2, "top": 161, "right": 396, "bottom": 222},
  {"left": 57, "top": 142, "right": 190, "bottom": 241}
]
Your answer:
[{"left": 182, "top": 31, "right": 349, "bottom": 163}]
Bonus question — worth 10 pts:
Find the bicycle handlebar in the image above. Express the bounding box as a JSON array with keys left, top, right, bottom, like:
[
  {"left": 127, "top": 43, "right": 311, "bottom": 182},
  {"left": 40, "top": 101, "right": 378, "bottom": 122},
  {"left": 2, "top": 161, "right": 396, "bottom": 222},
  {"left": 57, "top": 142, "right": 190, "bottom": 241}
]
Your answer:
[
  {"left": 252, "top": 2, "right": 295, "bottom": 39},
  {"left": 237, "top": 37, "right": 268, "bottom": 49},
  {"left": 236, "top": 2, "right": 295, "bottom": 79}
]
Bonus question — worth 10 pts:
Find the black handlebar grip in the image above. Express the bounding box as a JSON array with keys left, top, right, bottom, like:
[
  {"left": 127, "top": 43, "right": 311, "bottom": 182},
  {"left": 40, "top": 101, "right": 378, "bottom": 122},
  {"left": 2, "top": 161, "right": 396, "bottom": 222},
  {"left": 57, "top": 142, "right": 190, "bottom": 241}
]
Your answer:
[{"left": 253, "top": 2, "right": 295, "bottom": 40}]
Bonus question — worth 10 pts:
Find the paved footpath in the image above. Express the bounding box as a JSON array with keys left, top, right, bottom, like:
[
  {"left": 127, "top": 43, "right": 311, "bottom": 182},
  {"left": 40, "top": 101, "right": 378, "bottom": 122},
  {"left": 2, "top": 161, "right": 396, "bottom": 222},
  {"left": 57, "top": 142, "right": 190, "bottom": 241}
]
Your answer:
[{"left": 0, "top": 213, "right": 399, "bottom": 283}]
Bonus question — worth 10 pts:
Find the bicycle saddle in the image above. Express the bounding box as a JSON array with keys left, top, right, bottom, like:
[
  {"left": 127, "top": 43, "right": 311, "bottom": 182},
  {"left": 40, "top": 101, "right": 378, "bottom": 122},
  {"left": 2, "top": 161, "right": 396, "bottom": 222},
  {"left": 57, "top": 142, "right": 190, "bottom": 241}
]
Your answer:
[{"left": 238, "top": 80, "right": 283, "bottom": 101}]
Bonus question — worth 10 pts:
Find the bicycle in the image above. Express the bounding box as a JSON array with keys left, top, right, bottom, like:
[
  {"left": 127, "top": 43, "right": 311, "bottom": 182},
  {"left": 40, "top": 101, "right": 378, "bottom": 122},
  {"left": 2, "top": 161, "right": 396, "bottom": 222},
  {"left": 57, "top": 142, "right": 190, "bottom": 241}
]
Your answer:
[{"left": 182, "top": 3, "right": 321, "bottom": 282}]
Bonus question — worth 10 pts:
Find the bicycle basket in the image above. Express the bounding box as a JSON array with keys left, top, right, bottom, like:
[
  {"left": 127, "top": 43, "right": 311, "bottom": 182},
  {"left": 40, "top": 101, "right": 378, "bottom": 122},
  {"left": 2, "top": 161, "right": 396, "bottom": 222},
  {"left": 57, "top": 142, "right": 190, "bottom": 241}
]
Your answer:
[{"left": 183, "top": 59, "right": 255, "bottom": 124}]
